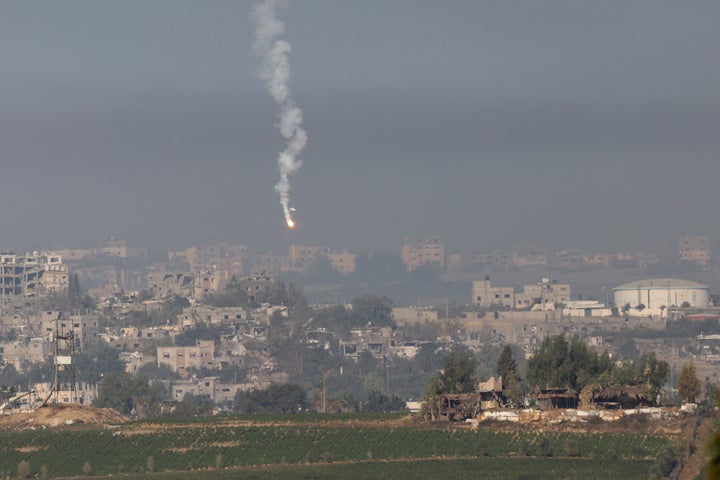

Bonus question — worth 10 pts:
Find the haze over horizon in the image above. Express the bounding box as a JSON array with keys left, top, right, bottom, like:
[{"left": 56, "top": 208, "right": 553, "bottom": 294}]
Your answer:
[{"left": 1, "top": 1, "right": 718, "bottom": 255}]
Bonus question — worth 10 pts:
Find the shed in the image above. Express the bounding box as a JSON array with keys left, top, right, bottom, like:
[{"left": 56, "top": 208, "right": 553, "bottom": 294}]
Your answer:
[
  {"left": 534, "top": 388, "right": 578, "bottom": 410},
  {"left": 593, "top": 386, "right": 650, "bottom": 409},
  {"left": 477, "top": 376, "right": 504, "bottom": 410},
  {"left": 436, "top": 393, "right": 479, "bottom": 421}
]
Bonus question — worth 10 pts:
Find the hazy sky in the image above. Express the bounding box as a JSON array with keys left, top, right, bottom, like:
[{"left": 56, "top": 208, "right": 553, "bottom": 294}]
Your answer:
[{"left": 1, "top": 1, "right": 718, "bottom": 254}]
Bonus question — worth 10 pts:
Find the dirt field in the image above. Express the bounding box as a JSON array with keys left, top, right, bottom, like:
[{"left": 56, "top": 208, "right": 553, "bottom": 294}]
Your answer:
[{"left": 0, "top": 404, "right": 127, "bottom": 430}]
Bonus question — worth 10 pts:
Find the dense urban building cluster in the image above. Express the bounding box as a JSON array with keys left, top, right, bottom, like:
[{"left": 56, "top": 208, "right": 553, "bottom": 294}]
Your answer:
[{"left": 0, "top": 233, "right": 717, "bottom": 418}]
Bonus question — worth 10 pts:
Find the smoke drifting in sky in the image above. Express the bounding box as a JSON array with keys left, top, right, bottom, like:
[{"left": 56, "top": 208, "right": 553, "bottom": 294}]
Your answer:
[
  {"left": 252, "top": 0, "right": 307, "bottom": 228},
  {"left": 0, "top": 2, "right": 719, "bottom": 253}
]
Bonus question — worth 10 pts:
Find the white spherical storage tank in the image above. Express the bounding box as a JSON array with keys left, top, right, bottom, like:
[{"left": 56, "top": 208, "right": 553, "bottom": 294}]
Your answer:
[{"left": 613, "top": 278, "right": 710, "bottom": 317}]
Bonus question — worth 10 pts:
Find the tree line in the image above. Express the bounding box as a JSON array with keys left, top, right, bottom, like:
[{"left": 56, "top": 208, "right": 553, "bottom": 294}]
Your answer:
[{"left": 421, "top": 334, "right": 702, "bottom": 412}]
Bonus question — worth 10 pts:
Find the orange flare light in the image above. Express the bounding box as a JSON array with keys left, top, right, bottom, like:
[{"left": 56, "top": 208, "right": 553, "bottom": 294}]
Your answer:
[{"left": 287, "top": 219, "right": 295, "bottom": 229}]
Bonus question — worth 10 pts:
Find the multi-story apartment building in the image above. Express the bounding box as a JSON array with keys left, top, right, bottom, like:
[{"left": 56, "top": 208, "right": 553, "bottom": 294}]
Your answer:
[
  {"left": 392, "top": 306, "right": 438, "bottom": 325},
  {"left": 512, "top": 249, "right": 548, "bottom": 267},
  {"left": 678, "top": 235, "right": 710, "bottom": 267},
  {"left": 33, "top": 382, "right": 98, "bottom": 405},
  {"left": 193, "top": 267, "right": 229, "bottom": 298},
  {"left": 0, "top": 252, "right": 69, "bottom": 302},
  {"left": 339, "top": 327, "right": 393, "bottom": 359},
  {"left": 401, "top": 236, "right": 445, "bottom": 271},
  {"left": 178, "top": 306, "right": 247, "bottom": 327},
  {"left": 288, "top": 244, "right": 326, "bottom": 271},
  {"left": 120, "top": 351, "right": 156, "bottom": 374},
  {"left": 168, "top": 242, "right": 248, "bottom": 273},
  {"left": 97, "top": 236, "right": 148, "bottom": 260},
  {"left": 472, "top": 278, "right": 516, "bottom": 309},
  {"left": 167, "top": 376, "right": 280, "bottom": 404},
  {"left": 147, "top": 271, "right": 195, "bottom": 298},
  {"left": 472, "top": 278, "right": 571, "bottom": 310},
  {"left": 514, "top": 281, "right": 571, "bottom": 309},
  {"left": 325, "top": 250, "right": 357, "bottom": 275},
  {"left": 284, "top": 245, "right": 358, "bottom": 275},
  {"left": 40, "top": 313, "right": 100, "bottom": 353},
  {"left": 157, "top": 340, "right": 215, "bottom": 377},
  {"left": 249, "top": 252, "right": 291, "bottom": 277},
  {"left": 0, "top": 337, "right": 51, "bottom": 370},
  {"left": 210, "top": 257, "right": 245, "bottom": 279},
  {"left": 53, "top": 248, "right": 93, "bottom": 261}
]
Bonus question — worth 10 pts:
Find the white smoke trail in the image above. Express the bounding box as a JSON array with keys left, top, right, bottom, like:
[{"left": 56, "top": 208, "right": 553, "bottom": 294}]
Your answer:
[{"left": 252, "top": 0, "right": 306, "bottom": 228}]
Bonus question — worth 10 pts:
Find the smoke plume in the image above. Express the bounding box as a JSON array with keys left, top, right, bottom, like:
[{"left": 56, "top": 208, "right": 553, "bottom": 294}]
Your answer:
[{"left": 252, "top": 0, "right": 306, "bottom": 227}]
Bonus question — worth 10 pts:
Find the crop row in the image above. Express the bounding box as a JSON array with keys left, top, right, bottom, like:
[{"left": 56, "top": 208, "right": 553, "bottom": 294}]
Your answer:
[{"left": 0, "top": 425, "right": 670, "bottom": 478}]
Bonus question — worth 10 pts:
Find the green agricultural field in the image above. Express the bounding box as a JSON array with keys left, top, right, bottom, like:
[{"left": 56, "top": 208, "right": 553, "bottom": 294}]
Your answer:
[
  {"left": 90, "top": 458, "right": 656, "bottom": 480},
  {"left": 0, "top": 414, "right": 675, "bottom": 479}
]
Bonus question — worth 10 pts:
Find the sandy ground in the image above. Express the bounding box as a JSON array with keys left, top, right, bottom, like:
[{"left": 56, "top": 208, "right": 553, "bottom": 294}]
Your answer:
[
  {"left": 679, "top": 414, "right": 717, "bottom": 480},
  {"left": 0, "top": 404, "right": 127, "bottom": 430}
]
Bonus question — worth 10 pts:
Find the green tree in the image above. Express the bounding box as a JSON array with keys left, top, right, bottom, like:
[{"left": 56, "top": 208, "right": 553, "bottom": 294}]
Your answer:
[
  {"left": 174, "top": 322, "right": 220, "bottom": 347},
  {"left": 94, "top": 372, "right": 163, "bottom": 417},
  {"left": 235, "top": 383, "right": 308, "bottom": 414},
  {"left": 613, "top": 360, "right": 640, "bottom": 386},
  {"left": 362, "top": 389, "right": 406, "bottom": 413},
  {"left": 266, "top": 310, "right": 307, "bottom": 378},
  {"left": 678, "top": 361, "right": 701, "bottom": 403},
  {"left": 268, "top": 282, "right": 308, "bottom": 312},
  {"left": 423, "top": 347, "right": 477, "bottom": 417},
  {"left": 496, "top": 344, "right": 520, "bottom": 383},
  {"left": 0, "top": 364, "right": 23, "bottom": 392},
  {"left": 136, "top": 362, "right": 181, "bottom": 381},
  {"left": 425, "top": 347, "right": 475, "bottom": 397},
  {"left": 163, "top": 294, "right": 190, "bottom": 317},
  {"left": 496, "top": 344, "right": 522, "bottom": 404},
  {"left": 203, "top": 278, "right": 250, "bottom": 308},
  {"left": 639, "top": 352, "right": 670, "bottom": 403},
  {"left": 438, "top": 347, "right": 477, "bottom": 394},
  {"left": 74, "top": 340, "right": 126, "bottom": 384},
  {"left": 312, "top": 305, "right": 351, "bottom": 337},
  {"left": 527, "top": 335, "right": 570, "bottom": 389},
  {"left": 67, "top": 273, "right": 82, "bottom": 308},
  {"left": 170, "top": 393, "right": 214, "bottom": 417},
  {"left": 526, "top": 334, "right": 614, "bottom": 391},
  {"left": 349, "top": 295, "right": 394, "bottom": 327},
  {"left": 44, "top": 273, "right": 96, "bottom": 312}
]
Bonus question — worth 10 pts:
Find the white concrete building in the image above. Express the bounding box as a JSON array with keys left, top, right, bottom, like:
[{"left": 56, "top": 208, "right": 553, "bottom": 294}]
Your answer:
[{"left": 563, "top": 301, "right": 613, "bottom": 318}]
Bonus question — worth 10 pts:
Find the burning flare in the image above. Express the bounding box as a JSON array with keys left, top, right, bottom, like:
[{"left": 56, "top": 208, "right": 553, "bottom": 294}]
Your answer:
[{"left": 252, "top": 0, "right": 306, "bottom": 228}]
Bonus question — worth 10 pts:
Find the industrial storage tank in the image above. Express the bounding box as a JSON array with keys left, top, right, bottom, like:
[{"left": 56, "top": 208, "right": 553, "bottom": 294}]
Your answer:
[{"left": 613, "top": 278, "right": 709, "bottom": 317}]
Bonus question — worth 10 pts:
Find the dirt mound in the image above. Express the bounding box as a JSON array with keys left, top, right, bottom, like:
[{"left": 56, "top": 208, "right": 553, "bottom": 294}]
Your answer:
[{"left": 0, "top": 404, "right": 128, "bottom": 430}]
